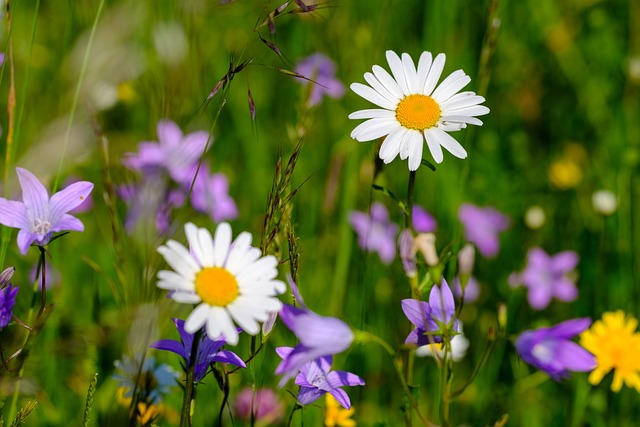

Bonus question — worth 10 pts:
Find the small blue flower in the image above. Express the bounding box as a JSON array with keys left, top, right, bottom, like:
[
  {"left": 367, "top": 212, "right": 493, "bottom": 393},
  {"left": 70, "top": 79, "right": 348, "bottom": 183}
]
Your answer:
[
  {"left": 0, "top": 282, "right": 18, "bottom": 329},
  {"left": 151, "top": 318, "right": 245, "bottom": 382},
  {"left": 113, "top": 354, "right": 179, "bottom": 405}
]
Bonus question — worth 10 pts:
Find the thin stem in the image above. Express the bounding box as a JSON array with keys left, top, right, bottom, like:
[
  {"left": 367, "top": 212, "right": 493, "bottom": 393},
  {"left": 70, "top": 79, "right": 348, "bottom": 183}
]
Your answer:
[
  {"left": 53, "top": 0, "right": 106, "bottom": 192},
  {"left": 355, "top": 330, "right": 435, "bottom": 427},
  {"left": 7, "top": 247, "right": 47, "bottom": 423},
  {"left": 285, "top": 403, "right": 302, "bottom": 427},
  {"left": 180, "top": 329, "right": 202, "bottom": 427}
]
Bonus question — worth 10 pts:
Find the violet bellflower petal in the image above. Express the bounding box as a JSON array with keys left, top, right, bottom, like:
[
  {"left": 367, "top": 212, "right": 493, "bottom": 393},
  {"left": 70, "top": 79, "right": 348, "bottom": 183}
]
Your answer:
[
  {"left": 211, "top": 349, "right": 246, "bottom": 368},
  {"left": 515, "top": 318, "right": 595, "bottom": 381},
  {"left": 296, "top": 386, "right": 326, "bottom": 406},
  {"left": 428, "top": 279, "right": 456, "bottom": 326},
  {"left": 0, "top": 199, "right": 29, "bottom": 229},
  {"left": 49, "top": 181, "right": 94, "bottom": 224}
]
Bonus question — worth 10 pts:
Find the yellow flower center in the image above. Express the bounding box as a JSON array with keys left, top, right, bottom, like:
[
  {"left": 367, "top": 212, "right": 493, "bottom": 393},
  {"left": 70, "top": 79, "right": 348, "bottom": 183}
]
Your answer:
[
  {"left": 396, "top": 94, "right": 441, "bottom": 131},
  {"left": 195, "top": 267, "right": 239, "bottom": 307}
]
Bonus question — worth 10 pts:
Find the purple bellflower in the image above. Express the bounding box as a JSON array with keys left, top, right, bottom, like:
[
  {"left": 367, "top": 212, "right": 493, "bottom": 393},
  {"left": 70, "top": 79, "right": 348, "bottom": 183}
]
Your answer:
[
  {"left": 0, "top": 168, "right": 94, "bottom": 255},
  {"left": 349, "top": 202, "right": 398, "bottom": 264},
  {"left": 295, "top": 53, "right": 345, "bottom": 106},
  {"left": 512, "top": 247, "right": 579, "bottom": 310},
  {"left": 188, "top": 165, "right": 238, "bottom": 223},
  {"left": 458, "top": 203, "right": 510, "bottom": 258},
  {"left": 402, "top": 278, "right": 459, "bottom": 346},
  {"left": 151, "top": 318, "right": 245, "bottom": 382},
  {"left": 276, "top": 277, "right": 354, "bottom": 387},
  {"left": 123, "top": 120, "right": 210, "bottom": 185},
  {"left": 515, "top": 318, "right": 596, "bottom": 380},
  {"left": 276, "top": 347, "right": 365, "bottom": 410},
  {"left": 412, "top": 205, "right": 437, "bottom": 233}
]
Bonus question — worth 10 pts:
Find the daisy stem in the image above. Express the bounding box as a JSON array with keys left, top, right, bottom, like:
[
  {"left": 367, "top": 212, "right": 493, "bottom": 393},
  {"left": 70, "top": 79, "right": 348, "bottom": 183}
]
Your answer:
[
  {"left": 406, "top": 170, "right": 416, "bottom": 229},
  {"left": 180, "top": 329, "right": 202, "bottom": 427}
]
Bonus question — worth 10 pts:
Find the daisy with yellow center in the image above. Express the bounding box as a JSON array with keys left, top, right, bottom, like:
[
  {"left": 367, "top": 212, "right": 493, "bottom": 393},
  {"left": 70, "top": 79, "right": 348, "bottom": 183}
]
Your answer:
[
  {"left": 157, "top": 222, "right": 286, "bottom": 345},
  {"left": 349, "top": 50, "right": 489, "bottom": 170},
  {"left": 580, "top": 310, "right": 640, "bottom": 392},
  {"left": 324, "top": 394, "right": 357, "bottom": 427}
]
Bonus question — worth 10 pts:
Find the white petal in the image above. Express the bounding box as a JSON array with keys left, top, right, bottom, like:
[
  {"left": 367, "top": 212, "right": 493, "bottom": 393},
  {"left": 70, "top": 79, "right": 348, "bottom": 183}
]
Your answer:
[
  {"left": 239, "top": 279, "right": 285, "bottom": 296},
  {"left": 401, "top": 53, "right": 419, "bottom": 93},
  {"left": 363, "top": 72, "right": 399, "bottom": 104},
  {"left": 227, "top": 300, "right": 261, "bottom": 335},
  {"left": 350, "top": 118, "right": 397, "bottom": 141},
  {"left": 212, "top": 307, "right": 239, "bottom": 345},
  {"left": 399, "top": 130, "right": 414, "bottom": 160},
  {"left": 171, "top": 292, "right": 202, "bottom": 304},
  {"left": 372, "top": 65, "right": 404, "bottom": 100},
  {"left": 349, "top": 109, "right": 396, "bottom": 120},
  {"left": 440, "top": 94, "right": 485, "bottom": 110},
  {"left": 197, "top": 227, "right": 215, "bottom": 267},
  {"left": 424, "top": 129, "right": 444, "bottom": 163},
  {"left": 386, "top": 51, "right": 410, "bottom": 95},
  {"left": 214, "top": 222, "right": 233, "bottom": 267},
  {"left": 438, "top": 121, "right": 467, "bottom": 131},
  {"left": 185, "top": 223, "right": 211, "bottom": 268},
  {"left": 423, "top": 53, "right": 446, "bottom": 95},
  {"left": 157, "top": 270, "right": 194, "bottom": 291},
  {"left": 408, "top": 134, "right": 425, "bottom": 171},
  {"left": 444, "top": 105, "right": 490, "bottom": 117},
  {"left": 351, "top": 83, "right": 397, "bottom": 110},
  {"left": 416, "top": 51, "right": 433, "bottom": 93},
  {"left": 231, "top": 295, "right": 282, "bottom": 318},
  {"left": 432, "top": 70, "right": 469, "bottom": 102},
  {"left": 440, "top": 115, "right": 483, "bottom": 126},
  {"left": 379, "top": 127, "right": 406, "bottom": 163},
  {"left": 236, "top": 256, "right": 278, "bottom": 283},
  {"left": 157, "top": 240, "right": 199, "bottom": 279},
  {"left": 184, "top": 303, "right": 210, "bottom": 333},
  {"left": 431, "top": 128, "right": 467, "bottom": 159},
  {"left": 225, "top": 231, "right": 253, "bottom": 274}
]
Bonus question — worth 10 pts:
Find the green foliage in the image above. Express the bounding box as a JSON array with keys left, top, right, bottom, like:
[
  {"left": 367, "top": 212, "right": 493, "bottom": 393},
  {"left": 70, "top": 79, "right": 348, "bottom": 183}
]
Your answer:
[{"left": 0, "top": 0, "right": 638, "bottom": 426}]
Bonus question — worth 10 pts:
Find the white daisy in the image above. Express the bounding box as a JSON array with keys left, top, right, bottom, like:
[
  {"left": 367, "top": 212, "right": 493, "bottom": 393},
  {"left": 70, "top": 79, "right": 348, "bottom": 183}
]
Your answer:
[
  {"left": 157, "top": 222, "right": 286, "bottom": 345},
  {"left": 349, "top": 50, "right": 490, "bottom": 170}
]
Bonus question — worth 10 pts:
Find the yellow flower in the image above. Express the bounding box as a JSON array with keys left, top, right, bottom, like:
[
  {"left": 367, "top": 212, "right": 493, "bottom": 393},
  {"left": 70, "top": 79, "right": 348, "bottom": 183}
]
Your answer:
[
  {"left": 136, "top": 402, "right": 164, "bottom": 426},
  {"left": 580, "top": 311, "right": 640, "bottom": 392},
  {"left": 325, "top": 394, "right": 357, "bottom": 427}
]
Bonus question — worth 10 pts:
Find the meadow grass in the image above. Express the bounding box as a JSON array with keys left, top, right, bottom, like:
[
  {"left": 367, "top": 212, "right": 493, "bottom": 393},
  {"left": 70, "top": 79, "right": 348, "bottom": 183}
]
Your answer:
[{"left": 1, "top": 0, "right": 639, "bottom": 426}]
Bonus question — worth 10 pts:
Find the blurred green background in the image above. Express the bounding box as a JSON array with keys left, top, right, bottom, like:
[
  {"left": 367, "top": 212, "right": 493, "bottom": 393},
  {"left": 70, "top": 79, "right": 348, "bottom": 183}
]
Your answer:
[{"left": 0, "top": 0, "right": 639, "bottom": 425}]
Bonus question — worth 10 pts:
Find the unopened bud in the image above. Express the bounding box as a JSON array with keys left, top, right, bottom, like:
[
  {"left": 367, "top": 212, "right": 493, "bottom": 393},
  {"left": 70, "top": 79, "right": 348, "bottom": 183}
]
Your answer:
[
  {"left": 261, "top": 311, "right": 278, "bottom": 338},
  {"left": 497, "top": 303, "right": 507, "bottom": 330},
  {"left": 458, "top": 243, "right": 475, "bottom": 276},
  {"left": 398, "top": 229, "right": 417, "bottom": 278},
  {"left": 413, "top": 233, "right": 439, "bottom": 267},
  {"left": 0, "top": 267, "right": 15, "bottom": 287}
]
